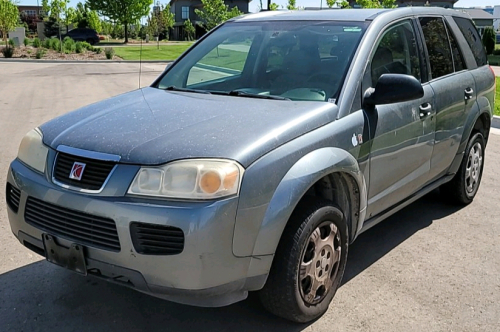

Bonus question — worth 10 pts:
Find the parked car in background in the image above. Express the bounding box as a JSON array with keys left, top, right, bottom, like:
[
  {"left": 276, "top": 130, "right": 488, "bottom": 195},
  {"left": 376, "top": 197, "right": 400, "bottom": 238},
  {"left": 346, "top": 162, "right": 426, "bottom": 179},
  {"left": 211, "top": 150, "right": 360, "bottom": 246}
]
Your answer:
[
  {"left": 62, "top": 28, "right": 99, "bottom": 45},
  {"left": 6, "top": 7, "right": 495, "bottom": 323},
  {"left": 496, "top": 34, "right": 500, "bottom": 44}
]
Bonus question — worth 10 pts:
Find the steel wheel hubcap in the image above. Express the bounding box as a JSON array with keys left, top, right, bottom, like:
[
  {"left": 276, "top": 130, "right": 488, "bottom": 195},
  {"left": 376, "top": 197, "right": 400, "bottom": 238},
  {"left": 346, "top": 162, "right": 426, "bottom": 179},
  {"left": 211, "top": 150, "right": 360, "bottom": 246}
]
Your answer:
[
  {"left": 465, "top": 142, "right": 483, "bottom": 195},
  {"left": 299, "top": 221, "right": 342, "bottom": 305}
]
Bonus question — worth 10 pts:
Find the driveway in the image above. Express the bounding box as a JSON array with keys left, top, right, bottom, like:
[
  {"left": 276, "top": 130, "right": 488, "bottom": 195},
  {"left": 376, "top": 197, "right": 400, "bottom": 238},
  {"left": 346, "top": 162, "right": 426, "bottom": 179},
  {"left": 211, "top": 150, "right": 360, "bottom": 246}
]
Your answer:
[{"left": 1, "top": 62, "right": 500, "bottom": 332}]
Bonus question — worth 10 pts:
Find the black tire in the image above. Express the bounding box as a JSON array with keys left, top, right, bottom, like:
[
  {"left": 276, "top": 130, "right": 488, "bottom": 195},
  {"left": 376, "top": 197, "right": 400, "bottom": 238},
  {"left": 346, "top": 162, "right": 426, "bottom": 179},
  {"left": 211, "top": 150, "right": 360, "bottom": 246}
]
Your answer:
[
  {"left": 441, "top": 132, "right": 485, "bottom": 205},
  {"left": 259, "top": 197, "right": 348, "bottom": 323},
  {"left": 86, "top": 38, "right": 95, "bottom": 45}
]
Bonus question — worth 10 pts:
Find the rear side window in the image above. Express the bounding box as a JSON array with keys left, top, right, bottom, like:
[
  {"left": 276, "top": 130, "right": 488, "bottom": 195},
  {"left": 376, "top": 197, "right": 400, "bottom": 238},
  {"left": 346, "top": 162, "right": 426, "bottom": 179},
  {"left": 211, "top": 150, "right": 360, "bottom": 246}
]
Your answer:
[
  {"left": 419, "top": 17, "right": 454, "bottom": 80},
  {"left": 453, "top": 17, "right": 487, "bottom": 67}
]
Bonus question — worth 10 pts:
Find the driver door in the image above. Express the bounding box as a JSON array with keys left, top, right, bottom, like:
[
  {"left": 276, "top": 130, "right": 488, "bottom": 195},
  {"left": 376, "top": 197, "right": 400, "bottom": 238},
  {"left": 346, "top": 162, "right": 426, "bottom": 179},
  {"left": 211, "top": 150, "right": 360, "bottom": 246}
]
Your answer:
[{"left": 364, "top": 19, "right": 435, "bottom": 218}]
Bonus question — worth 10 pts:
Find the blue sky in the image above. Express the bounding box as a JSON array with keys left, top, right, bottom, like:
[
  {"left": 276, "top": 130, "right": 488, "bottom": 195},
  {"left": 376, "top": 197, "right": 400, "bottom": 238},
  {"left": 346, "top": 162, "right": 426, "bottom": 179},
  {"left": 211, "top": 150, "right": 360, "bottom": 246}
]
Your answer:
[{"left": 17, "top": 0, "right": 500, "bottom": 15}]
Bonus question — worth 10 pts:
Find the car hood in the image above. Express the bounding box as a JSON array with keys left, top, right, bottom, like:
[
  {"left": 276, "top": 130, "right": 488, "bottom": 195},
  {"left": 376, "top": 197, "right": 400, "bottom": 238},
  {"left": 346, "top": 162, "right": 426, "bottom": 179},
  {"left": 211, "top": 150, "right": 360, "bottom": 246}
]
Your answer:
[{"left": 40, "top": 87, "right": 338, "bottom": 167}]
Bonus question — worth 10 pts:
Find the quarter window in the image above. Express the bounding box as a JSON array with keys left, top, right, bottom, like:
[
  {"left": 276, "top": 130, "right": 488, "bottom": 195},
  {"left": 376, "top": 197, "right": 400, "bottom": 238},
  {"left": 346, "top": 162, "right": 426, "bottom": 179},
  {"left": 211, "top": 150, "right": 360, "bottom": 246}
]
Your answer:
[
  {"left": 371, "top": 20, "right": 421, "bottom": 86},
  {"left": 446, "top": 23, "right": 466, "bottom": 72},
  {"left": 419, "top": 17, "right": 454, "bottom": 80},
  {"left": 453, "top": 17, "right": 487, "bottom": 67}
]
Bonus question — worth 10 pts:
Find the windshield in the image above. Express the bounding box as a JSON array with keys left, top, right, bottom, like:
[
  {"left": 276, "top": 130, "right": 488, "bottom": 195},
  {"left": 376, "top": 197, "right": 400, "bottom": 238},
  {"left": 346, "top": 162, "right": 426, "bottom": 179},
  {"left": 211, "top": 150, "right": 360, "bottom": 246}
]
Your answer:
[{"left": 155, "top": 20, "right": 367, "bottom": 102}]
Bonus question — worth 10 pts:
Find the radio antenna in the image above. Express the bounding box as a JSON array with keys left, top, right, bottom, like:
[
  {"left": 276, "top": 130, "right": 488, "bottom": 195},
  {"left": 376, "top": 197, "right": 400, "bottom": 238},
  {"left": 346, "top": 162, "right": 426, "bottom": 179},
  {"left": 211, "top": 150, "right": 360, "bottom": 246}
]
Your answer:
[{"left": 139, "top": 17, "right": 144, "bottom": 89}]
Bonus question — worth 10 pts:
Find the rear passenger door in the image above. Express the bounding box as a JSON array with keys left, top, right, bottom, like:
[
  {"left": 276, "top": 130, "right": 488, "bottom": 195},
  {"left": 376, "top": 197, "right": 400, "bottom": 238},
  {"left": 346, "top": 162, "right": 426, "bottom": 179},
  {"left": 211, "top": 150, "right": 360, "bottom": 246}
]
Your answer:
[{"left": 417, "top": 16, "right": 477, "bottom": 181}]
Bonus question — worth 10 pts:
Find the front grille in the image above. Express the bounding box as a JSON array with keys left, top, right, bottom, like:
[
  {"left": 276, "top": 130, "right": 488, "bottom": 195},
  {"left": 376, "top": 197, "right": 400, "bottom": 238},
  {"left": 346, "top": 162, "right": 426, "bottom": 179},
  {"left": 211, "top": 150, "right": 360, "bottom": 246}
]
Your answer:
[
  {"left": 25, "top": 197, "right": 121, "bottom": 251},
  {"left": 6, "top": 183, "right": 21, "bottom": 213},
  {"left": 53, "top": 152, "right": 115, "bottom": 191},
  {"left": 130, "top": 222, "right": 184, "bottom": 255}
]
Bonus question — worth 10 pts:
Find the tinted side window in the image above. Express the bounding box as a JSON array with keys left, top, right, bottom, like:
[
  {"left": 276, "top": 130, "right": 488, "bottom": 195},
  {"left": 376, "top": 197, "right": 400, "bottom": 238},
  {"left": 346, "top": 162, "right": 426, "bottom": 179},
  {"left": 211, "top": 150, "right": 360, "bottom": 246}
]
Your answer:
[
  {"left": 371, "top": 20, "right": 421, "bottom": 86},
  {"left": 453, "top": 17, "right": 487, "bottom": 67},
  {"left": 419, "top": 17, "right": 454, "bottom": 79},
  {"left": 446, "top": 23, "right": 466, "bottom": 71}
]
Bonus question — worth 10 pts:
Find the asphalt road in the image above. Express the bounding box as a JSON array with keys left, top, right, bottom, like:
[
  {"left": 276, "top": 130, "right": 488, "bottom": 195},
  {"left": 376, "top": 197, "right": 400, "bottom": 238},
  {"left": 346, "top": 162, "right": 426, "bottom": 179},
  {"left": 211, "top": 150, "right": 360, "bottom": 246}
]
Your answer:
[{"left": 1, "top": 62, "right": 499, "bottom": 332}]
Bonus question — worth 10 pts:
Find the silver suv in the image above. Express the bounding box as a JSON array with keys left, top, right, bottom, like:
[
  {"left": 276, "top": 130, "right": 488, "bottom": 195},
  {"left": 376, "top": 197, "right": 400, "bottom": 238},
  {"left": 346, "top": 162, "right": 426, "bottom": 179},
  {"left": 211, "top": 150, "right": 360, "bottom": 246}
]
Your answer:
[{"left": 6, "top": 8, "right": 495, "bottom": 323}]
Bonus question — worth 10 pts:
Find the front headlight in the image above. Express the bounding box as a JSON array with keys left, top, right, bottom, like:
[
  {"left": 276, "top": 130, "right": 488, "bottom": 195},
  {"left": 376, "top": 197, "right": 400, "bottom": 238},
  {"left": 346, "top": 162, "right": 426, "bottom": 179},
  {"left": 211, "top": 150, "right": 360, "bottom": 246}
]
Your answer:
[
  {"left": 128, "top": 159, "right": 244, "bottom": 199},
  {"left": 17, "top": 128, "right": 49, "bottom": 173}
]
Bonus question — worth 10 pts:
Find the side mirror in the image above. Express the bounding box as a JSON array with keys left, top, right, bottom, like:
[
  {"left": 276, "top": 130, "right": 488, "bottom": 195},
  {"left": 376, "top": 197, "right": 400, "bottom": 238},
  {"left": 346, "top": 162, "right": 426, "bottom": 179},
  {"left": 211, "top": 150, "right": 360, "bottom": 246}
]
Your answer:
[{"left": 363, "top": 74, "right": 424, "bottom": 108}]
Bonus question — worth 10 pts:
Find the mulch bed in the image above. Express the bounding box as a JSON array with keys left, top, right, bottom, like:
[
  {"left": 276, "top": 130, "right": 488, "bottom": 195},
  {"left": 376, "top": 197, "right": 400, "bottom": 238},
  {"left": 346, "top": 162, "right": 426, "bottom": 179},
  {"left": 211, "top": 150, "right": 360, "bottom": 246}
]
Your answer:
[{"left": 0, "top": 45, "right": 122, "bottom": 60}]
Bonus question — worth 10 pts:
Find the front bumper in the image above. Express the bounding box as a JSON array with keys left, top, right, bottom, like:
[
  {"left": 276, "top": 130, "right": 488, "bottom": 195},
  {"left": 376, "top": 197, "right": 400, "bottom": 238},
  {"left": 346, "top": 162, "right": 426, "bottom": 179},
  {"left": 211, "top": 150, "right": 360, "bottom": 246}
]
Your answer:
[{"left": 6, "top": 159, "right": 270, "bottom": 307}]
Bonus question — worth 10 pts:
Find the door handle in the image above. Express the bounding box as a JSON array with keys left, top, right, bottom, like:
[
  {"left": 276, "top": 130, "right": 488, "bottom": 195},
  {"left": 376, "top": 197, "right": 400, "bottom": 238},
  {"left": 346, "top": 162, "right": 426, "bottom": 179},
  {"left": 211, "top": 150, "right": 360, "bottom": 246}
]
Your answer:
[
  {"left": 464, "top": 87, "right": 474, "bottom": 100},
  {"left": 419, "top": 103, "right": 432, "bottom": 119}
]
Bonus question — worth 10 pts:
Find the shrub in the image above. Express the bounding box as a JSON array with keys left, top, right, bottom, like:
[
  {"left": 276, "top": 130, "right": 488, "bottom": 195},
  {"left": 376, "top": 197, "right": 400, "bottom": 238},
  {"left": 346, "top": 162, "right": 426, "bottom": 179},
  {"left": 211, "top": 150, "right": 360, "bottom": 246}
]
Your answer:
[
  {"left": 94, "top": 47, "right": 102, "bottom": 54},
  {"left": 482, "top": 27, "right": 495, "bottom": 55},
  {"left": 24, "top": 38, "right": 29, "bottom": 47},
  {"left": 81, "top": 41, "right": 92, "bottom": 50},
  {"left": 33, "top": 38, "right": 41, "bottom": 48},
  {"left": 43, "top": 39, "right": 51, "bottom": 49},
  {"left": 50, "top": 38, "right": 61, "bottom": 51},
  {"left": 35, "top": 48, "right": 46, "bottom": 59},
  {"left": 63, "top": 38, "right": 75, "bottom": 53},
  {"left": 104, "top": 47, "right": 114, "bottom": 59},
  {"left": 75, "top": 41, "right": 84, "bottom": 53},
  {"left": 8, "top": 39, "right": 15, "bottom": 48},
  {"left": 493, "top": 49, "right": 500, "bottom": 56},
  {"left": 1, "top": 46, "right": 14, "bottom": 58}
]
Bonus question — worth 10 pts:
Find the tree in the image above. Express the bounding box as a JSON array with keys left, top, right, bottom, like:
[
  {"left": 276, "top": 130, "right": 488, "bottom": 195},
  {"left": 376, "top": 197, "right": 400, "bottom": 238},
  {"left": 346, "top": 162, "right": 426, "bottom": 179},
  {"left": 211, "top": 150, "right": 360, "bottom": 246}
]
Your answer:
[
  {"left": 194, "top": 0, "right": 242, "bottom": 32},
  {"left": 87, "top": 0, "right": 153, "bottom": 43},
  {"left": 63, "top": 6, "right": 76, "bottom": 31},
  {"left": 146, "top": 4, "right": 174, "bottom": 45},
  {"left": 287, "top": 0, "right": 296, "bottom": 10},
  {"left": 482, "top": 27, "right": 495, "bottom": 55},
  {"left": 356, "top": 0, "right": 396, "bottom": 8},
  {"left": 87, "top": 10, "right": 102, "bottom": 33},
  {"left": 269, "top": 3, "right": 279, "bottom": 10},
  {"left": 0, "top": 0, "right": 18, "bottom": 46},
  {"left": 184, "top": 19, "right": 195, "bottom": 41}
]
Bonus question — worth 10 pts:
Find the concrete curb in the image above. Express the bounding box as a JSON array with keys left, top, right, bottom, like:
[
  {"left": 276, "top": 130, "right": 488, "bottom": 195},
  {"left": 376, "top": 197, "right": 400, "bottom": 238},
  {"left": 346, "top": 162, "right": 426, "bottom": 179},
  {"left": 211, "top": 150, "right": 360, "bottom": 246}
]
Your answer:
[
  {"left": 0, "top": 59, "right": 173, "bottom": 64},
  {"left": 493, "top": 115, "right": 500, "bottom": 129}
]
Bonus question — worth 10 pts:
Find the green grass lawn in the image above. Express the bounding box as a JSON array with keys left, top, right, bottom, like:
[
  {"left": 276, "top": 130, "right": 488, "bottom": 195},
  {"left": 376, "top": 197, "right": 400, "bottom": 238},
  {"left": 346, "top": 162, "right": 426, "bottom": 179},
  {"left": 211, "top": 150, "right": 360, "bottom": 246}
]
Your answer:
[
  {"left": 114, "top": 44, "right": 193, "bottom": 60},
  {"left": 495, "top": 77, "right": 500, "bottom": 116}
]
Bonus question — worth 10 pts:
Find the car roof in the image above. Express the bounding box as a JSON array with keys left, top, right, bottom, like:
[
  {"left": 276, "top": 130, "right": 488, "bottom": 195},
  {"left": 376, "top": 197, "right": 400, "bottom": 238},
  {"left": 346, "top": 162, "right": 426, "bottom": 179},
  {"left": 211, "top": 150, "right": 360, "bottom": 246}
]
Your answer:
[{"left": 232, "top": 7, "right": 471, "bottom": 23}]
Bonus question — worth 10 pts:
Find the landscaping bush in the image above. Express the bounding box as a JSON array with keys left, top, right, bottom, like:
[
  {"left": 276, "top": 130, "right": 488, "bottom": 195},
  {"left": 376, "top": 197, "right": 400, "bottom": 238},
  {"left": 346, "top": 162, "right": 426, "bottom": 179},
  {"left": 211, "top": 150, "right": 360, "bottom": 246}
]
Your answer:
[
  {"left": 50, "top": 38, "right": 61, "bottom": 51},
  {"left": 24, "top": 38, "right": 29, "bottom": 47},
  {"left": 94, "top": 47, "right": 102, "bottom": 54},
  {"left": 493, "top": 49, "right": 500, "bottom": 56},
  {"left": 33, "top": 38, "right": 41, "bottom": 48},
  {"left": 81, "top": 41, "right": 92, "bottom": 50},
  {"left": 43, "top": 39, "right": 51, "bottom": 49},
  {"left": 35, "top": 48, "right": 46, "bottom": 59},
  {"left": 75, "top": 41, "right": 84, "bottom": 53},
  {"left": 63, "top": 37, "right": 75, "bottom": 54},
  {"left": 104, "top": 47, "right": 114, "bottom": 59},
  {"left": 1, "top": 46, "right": 14, "bottom": 58},
  {"left": 8, "top": 39, "right": 15, "bottom": 48}
]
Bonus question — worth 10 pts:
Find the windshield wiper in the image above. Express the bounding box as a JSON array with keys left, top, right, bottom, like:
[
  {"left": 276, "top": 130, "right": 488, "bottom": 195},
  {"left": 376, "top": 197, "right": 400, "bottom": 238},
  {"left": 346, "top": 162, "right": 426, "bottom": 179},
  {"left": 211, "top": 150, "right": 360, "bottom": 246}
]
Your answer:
[
  {"left": 164, "top": 86, "right": 211, "bottom": 94},
  {"left": 214, "top": 90, "right": 290, "bottom": 101}
]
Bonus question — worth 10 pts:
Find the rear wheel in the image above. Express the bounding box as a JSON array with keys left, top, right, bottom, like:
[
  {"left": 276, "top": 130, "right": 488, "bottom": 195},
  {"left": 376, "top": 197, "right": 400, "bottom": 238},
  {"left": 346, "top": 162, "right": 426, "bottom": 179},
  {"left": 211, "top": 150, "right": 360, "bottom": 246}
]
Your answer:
[
  {"left": 441, "top": 132, "right": 485, "bottom": 205},
  {"left": 259, "top": 198, "right": 348, "bottom": 323},
  {"left": 86, "top": 38, "right": 95, "bottom": 45}
]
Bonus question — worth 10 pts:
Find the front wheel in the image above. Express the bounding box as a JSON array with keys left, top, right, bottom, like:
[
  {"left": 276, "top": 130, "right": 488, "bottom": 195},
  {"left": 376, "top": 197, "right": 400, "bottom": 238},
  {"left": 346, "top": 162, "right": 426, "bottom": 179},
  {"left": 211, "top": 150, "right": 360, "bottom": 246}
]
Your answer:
[
  {"left": 259, "top": 198, "right": 348, "bottom": 323},
  {"left": 441, "top": 132, "right": 485, "bottom": 205}
]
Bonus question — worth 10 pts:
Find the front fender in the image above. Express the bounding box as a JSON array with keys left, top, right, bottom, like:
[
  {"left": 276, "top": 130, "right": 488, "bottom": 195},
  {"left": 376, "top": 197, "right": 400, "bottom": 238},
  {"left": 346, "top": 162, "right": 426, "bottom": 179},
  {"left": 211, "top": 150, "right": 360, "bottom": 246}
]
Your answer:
[{"left": 248, "top": 147, "right": 367, "bottom": 257}]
